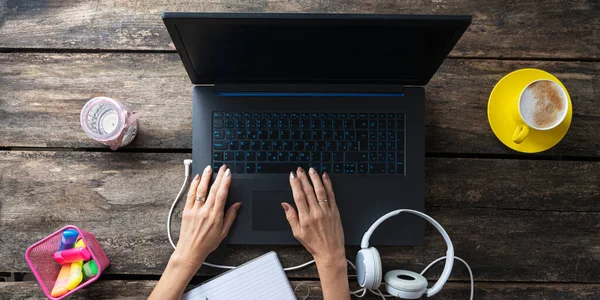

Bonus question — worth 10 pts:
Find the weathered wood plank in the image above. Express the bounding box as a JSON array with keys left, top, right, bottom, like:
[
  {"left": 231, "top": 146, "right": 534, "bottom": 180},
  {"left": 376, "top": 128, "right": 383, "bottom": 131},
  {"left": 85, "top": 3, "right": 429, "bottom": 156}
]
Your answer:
[
  {"left": 0, "top": 1, "right": 599, "bottom": 59},
  {"left": 1, "top": 53, "right": 599, "bottom": 156},
  {"left": 1, "top": 151, "right": 598, "bottom": 282},
  {"left": 1, "top": 281, "right": 600, "bottom": 300}
]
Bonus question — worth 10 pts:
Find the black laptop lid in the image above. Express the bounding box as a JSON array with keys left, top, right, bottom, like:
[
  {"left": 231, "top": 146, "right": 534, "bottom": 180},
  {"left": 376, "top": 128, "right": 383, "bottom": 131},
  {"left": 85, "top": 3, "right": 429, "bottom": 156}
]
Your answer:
[{"left": 163, "top": 13, "right": 471, "bottom": 86}]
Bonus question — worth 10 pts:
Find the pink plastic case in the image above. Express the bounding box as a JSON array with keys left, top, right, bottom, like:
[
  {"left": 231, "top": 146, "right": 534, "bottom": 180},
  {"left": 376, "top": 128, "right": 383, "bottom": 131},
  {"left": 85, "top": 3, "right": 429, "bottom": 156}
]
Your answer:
[{"left": 25, "top": 225, "right": 110, "bottom": 299}]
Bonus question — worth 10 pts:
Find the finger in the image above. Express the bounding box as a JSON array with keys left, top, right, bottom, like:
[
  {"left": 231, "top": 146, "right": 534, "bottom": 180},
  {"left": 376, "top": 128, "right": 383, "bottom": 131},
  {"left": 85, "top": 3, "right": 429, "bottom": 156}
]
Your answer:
[
  {"left": 192, "top": 165, "right": 212, "bottom": 209},
  {"left": 289, "top": 170, "right": 309, "bottom": 214},
  {"left": 205, "top": 164, "right": 227, "bottom": 209},
  {"left": 308, "top": 168, "right": 329, "bottom": 210},
  {"left": 322, "top": 172, "right": 338, "bottom": 212},
  {"left": 296, "top": 167, "right": 319, "bottom": 211},
  {"left": 213, "top": 168, "right": 232, "bottom": 216},
  {"left": 281, "top": 202, "right": 300, "bottom": 234},
  {"left": 220, "top": 202, "right": 242, "bottom": 237},
  {"left": 185, "top": 174, "right": 201, "bottom": 210}
]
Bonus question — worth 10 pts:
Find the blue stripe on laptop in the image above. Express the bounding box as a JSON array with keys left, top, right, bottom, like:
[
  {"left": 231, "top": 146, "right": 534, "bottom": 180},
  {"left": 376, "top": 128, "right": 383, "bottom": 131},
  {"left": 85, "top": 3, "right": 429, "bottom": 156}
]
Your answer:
[{"left": 215, "top": 92, "right": 405, "bottom": 97}]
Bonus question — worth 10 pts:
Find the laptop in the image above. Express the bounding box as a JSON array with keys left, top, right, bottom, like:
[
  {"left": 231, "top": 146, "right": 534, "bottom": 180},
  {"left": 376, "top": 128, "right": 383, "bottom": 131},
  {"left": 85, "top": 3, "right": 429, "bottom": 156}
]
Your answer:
[{"left": 163, "top": 13, "right": 471, "bottom": 245}]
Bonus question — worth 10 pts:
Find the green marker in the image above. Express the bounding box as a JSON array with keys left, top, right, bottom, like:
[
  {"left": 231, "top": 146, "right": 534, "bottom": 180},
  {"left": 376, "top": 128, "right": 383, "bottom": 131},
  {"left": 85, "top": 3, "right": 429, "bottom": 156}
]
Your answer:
[{"left": 82, "top": 260, "right": 98, "bottom": 280}]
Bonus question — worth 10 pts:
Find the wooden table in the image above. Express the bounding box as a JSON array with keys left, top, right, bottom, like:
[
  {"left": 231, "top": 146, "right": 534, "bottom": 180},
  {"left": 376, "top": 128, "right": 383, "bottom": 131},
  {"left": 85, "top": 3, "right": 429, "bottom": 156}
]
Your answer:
[{"left": 1, "top": 1, "right": 599, "bottom": 299}]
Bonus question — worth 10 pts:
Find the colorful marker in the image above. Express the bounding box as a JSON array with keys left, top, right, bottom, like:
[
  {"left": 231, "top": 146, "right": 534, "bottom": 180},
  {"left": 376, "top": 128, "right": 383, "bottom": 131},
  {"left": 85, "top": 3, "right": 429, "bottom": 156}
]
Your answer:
[
  {"left": 67, "top": 260, "right": 83, "bottom": 290},
  {"left": 51, "top": 264, "right": 71, "bottom": 297},
  {"left": 58, "top": 229, "right": 79, "bottom": 251},
  {"left": 53, "top": 247, "right": 91, "bottom": 264},
  {"left": 82, "top": 260, "right": 98, "bottom": 280},
  {"left": 74, "top": 238, "right": 86, "bottom": 249}
]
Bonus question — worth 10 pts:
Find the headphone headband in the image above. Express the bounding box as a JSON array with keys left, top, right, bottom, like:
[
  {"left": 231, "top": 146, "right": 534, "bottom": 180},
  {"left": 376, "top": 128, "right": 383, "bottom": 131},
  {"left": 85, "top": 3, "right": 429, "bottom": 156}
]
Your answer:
[{"left": 360, "top": 209, "right": 454, "bottom": 297}]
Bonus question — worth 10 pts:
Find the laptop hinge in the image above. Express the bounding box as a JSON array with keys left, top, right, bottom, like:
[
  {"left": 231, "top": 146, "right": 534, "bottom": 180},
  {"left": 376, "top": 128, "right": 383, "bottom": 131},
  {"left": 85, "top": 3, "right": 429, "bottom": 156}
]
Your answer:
[{"left": 214, "top": 84, "right": 404, "bottom": 94}]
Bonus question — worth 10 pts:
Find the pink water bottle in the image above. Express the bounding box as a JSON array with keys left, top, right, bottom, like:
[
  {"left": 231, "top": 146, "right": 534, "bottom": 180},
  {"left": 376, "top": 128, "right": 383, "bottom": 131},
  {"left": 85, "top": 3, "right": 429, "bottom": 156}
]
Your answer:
[{"left": 80, "top": 97, "right": 141, "bottom": 150}]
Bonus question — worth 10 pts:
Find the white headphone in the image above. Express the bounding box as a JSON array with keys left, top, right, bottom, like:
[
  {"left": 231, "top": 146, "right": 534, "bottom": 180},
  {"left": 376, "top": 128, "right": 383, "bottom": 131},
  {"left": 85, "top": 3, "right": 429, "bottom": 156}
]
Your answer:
[{"left": 355, "top": 209, "right": 454, "bottom": 299}]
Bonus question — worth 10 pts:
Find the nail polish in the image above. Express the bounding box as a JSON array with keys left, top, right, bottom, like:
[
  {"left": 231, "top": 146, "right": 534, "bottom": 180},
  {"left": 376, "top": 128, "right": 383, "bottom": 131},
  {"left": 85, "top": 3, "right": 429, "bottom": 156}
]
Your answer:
[
  {"left": 290, "top": 171, "right": 297, "bottom": 179},
  {"left": 309, "top": 168, "right": 316, "bottom": 175},
  {"left": 204, "top": 165, "right": 212, "bottom": 173},
  {"left": 225, "top": 168, "right": 231, "bottom": 177},
  {"left": 194, "top": 174, "right": 200, "bottom": 181},
  {"left": 297, "top": 167, "right": 304, "bottom": 173}
]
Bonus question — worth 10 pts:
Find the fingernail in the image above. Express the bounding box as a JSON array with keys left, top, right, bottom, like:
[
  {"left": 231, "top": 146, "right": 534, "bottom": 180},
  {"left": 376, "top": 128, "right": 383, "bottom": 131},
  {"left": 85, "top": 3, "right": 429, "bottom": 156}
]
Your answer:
[
  {"left": 194, "top": 174, "right": 200, "bottom": 181},
  {"left": 309, "top": 167, "right": 316, "bottom": 175},
  {"left": 297, "top": 167, "right": 304, "bottom": 173},
  {"left": 322, "top": 172, "right": 329, "bottom": 180},
  {"left": 225, "top": 168, "right": 231, "bottom": 177},
  {"left": 221, "top": 164, "right": 227, "bottom": 170},
  {"left": 204, "top": 165, "right": 212, "bottom": 173},
  {"left": 281, "top": 203, "right": 290, "bottom": 212},
  {"left": 290, "top": 171, "right": 296, "bottom": 180}
]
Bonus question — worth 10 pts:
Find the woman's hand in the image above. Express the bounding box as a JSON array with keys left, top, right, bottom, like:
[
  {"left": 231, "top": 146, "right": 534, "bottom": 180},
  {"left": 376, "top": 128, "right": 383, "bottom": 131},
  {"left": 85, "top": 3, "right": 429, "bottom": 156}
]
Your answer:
[
  {"left": 172, "top": 164, "right": 242, "bottom": 269},
  {"left": 282, "top": 167, "right": 349, "bottom": 300},
  {"left": 282, "top": 167, "right": 345, "bottom": 263},
  {"left": 149, "top": 164, "right": 241, "bottom": 300}
]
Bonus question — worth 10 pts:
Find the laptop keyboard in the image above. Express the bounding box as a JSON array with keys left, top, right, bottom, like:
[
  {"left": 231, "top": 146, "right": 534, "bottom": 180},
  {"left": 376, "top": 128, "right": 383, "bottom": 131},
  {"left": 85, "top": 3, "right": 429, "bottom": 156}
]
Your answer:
[{"left": 212, "top": 112, "right": 404, "bottom": 174}]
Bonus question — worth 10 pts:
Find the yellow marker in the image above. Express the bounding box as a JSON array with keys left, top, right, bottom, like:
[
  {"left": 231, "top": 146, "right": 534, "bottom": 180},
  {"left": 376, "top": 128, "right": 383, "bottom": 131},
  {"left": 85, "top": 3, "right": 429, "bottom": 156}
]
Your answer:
[
  {"left": 74, "top": 238, "right": 86, "bottom": 249},
  {"left": 67, "top": 260, "right": 84, "bottom": 290},
  {"left": 51, "top": 264, "right": 71, "bottom": 297}
]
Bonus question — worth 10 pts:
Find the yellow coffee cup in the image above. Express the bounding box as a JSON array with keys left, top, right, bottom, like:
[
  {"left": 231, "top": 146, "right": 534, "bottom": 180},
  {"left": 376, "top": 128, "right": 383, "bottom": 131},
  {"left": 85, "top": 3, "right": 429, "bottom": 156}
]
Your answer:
[{"left": 512, "top": 79, "right": 569, "bottom": 144}]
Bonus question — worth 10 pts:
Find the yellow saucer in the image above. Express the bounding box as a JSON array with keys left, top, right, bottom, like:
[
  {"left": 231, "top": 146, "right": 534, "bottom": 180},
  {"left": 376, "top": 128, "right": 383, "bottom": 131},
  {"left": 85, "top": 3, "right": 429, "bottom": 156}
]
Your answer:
[{"left": 488, "top": 68, "right": 572, "bottom": 153}]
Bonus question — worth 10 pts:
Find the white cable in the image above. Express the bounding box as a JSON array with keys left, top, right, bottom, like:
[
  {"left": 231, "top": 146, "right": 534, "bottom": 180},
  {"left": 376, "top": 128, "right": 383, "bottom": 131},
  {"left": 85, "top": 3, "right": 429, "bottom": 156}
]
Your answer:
[
  {"left": 369, "top": 288, "right": 394, "bottom": 299},
  {"left": 283, "top": 259, "right": 315, "bottom": 271},
  {"left": 167, "top": 173, "right": 190, "bottom": 249},
  {"left": 293, "top": 282, "right": 311, "bottom": 300},
  {"left": 420, "top": 256, "right": 474, "bottom": 300},
  {"left": 167, "top": 160, "right": 316, "bottom": 271}
]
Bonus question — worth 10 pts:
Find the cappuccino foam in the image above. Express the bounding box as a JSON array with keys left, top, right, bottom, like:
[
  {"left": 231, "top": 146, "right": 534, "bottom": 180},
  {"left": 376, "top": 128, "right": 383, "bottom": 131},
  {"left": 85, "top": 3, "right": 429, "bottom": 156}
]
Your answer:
[{"left": 519, "top": 81, "right": 565, "bottom": 129}]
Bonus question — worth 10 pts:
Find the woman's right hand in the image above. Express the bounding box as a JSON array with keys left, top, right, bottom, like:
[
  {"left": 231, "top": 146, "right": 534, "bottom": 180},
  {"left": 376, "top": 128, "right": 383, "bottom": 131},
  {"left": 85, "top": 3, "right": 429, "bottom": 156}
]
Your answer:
[
  {"left": 282, "top": 167, "right": 350, "bottom": 300},
  {"left": 281, "top": 167, "right": 345, "bottom": 264}
]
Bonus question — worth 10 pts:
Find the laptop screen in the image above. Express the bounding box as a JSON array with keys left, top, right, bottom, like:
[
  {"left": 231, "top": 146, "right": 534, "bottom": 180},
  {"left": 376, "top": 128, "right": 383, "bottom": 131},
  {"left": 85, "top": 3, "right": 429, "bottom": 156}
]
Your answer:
[{"left": 163, "top": 13, "right": 471, "bottom": 85}]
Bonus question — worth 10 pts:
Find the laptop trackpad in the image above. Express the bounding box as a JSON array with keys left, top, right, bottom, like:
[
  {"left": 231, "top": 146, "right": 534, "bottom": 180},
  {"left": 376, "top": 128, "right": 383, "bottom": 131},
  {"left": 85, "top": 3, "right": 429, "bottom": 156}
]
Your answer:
[{"left": 252, "top": 191, "right": 293, "bottom": 231}]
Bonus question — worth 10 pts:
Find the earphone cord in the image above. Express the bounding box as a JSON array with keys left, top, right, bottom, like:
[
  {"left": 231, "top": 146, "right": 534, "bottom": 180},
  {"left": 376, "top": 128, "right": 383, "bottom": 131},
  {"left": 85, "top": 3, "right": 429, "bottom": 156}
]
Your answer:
[{"left": 420, "top": 256, "right": 474, "bottom": 300}]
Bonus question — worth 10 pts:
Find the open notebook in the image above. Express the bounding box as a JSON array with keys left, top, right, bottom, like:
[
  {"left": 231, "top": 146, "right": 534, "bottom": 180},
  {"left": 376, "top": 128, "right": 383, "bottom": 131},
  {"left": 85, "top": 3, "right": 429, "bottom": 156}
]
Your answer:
[{"left": 182, "top": 252, "right": 296, "bottom": 300}]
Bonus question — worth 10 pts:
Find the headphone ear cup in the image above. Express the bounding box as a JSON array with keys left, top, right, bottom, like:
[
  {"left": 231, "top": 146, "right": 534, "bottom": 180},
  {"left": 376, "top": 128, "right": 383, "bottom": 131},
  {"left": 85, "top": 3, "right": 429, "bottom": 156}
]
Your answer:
[
  {"left": 370, "top": 247, "right": 382, "bottom": 288},
  {"left": 356, "top": 247, "right": 383, "bottom": 289},
  {"left": 384, "top": 270, "right": 428, "bottom": 299}
]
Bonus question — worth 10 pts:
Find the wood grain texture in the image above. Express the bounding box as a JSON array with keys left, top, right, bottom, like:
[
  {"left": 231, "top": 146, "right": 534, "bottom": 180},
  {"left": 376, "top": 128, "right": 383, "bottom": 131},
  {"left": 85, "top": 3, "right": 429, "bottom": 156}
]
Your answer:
[
  {"left": 0, "top": 0, "right": 599, "bottom": 59},
  {"left": 1, "top": 151, "right": 598, "bottom": 282},
  {"left": 1, "top": 53, "right": 599, "bottom": 156},
  {"left": 1, "top": 281, "right": 600, "bottom": 300}
]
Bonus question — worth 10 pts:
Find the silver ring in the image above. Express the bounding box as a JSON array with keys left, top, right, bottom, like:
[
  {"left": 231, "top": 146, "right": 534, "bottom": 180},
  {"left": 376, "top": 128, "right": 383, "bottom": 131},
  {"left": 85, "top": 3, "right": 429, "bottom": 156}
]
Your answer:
[
  {"left": 317, "top": 199, "right": 328, "bottom": 203},
  {"left": 195, "top": 196, "right": 205, "bottom": 202}
]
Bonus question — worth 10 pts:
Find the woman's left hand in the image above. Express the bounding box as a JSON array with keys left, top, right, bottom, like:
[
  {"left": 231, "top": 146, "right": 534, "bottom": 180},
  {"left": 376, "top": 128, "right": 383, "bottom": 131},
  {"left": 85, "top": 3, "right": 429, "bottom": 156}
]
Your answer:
[
  {"left": 149, "top": 165, "right": 241, "bottom": 300},
  {"left": 172, "top": 164, "right": 242, "bottom": 270}
]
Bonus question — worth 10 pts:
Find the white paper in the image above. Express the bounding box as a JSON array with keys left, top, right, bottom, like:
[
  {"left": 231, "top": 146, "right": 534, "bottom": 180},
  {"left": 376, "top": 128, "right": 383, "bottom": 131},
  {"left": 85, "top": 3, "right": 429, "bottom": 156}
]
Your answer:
[{"left": 182, "top": 252, "right": 296, "bottom": 300}]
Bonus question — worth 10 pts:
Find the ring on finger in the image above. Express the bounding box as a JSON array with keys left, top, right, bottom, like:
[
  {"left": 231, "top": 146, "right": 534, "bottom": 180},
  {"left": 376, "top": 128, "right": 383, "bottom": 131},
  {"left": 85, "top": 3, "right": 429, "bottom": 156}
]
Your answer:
[
  {"left": 317, "top": 199, "right": 328, "bottom": 203},
  {"left": 195, "top": 196, "right": 205, "bottom": 202}
]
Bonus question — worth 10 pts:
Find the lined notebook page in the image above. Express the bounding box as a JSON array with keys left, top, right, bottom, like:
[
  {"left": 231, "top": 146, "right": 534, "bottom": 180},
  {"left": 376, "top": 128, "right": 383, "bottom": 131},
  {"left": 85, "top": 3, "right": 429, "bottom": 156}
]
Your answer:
[{"left": 182, "top": 252, "right": 296, "bottom": 300}]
